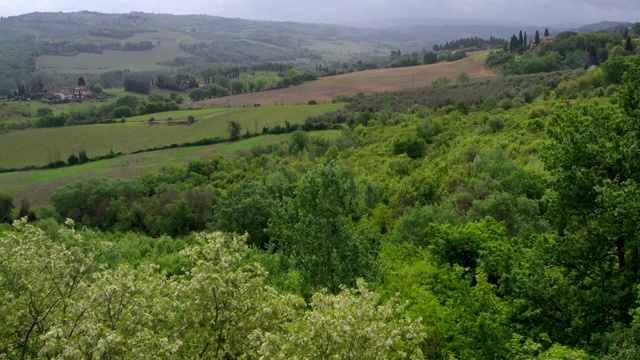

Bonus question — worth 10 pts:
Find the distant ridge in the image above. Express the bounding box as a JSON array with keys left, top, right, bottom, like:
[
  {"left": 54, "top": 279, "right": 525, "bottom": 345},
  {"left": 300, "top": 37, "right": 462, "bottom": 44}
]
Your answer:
[
  {"left": 345, "top": 17, "right": 534, "bottom": 29},
  {"left": 575, "top": 21, "right": 630, "bottom": 33}
]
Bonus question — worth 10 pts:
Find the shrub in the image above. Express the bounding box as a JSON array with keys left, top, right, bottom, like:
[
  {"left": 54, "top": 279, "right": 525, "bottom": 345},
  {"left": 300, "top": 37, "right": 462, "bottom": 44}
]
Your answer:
[
  {"left": 393, "top": 137, "right": 426, "bottom": 159},
  {"left": 487, "top": 117, "right": 506, "bottom": 132}
]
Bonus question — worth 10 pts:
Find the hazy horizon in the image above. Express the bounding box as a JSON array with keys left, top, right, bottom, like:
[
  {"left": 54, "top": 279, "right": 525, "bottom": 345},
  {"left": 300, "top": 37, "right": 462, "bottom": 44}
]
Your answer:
[{"left": 0, "top": 0, "right": 639, "bottom": 27}]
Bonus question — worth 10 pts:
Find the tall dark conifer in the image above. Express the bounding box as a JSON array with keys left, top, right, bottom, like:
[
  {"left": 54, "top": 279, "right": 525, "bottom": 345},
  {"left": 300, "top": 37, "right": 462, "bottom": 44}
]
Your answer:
[
  {"left": 544, "top": 28, "right": 550, "bottom": 37},
  {"left": 524, "top": 32, "right": 527, "bottom": 48},
  {"left": 519, "top": 30, "right": 524, "bottom": 47},
  {"left": 510, "top": 34, "right": 519, "bottom": 52},
  {"left": 535, "top": 30, "right": 540, "bottom": 44}
]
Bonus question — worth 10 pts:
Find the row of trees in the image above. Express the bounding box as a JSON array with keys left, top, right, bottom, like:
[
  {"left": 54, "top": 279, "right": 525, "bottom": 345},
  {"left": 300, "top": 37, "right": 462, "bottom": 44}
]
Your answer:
[
  {"left": 488, "top": 30, "right": 632, "bottom": 75},
  {"left": 433, "top": 35, "right": 506, "bottom": 51}
]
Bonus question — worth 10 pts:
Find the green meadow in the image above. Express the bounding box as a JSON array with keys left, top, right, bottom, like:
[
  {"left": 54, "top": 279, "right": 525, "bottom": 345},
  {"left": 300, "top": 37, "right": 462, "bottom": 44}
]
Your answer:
[
  {"left": 0, "top": 103, "right": 342, "bottom": 168},
  {"left": 0, "top": 130, "right": 341, "bottom": 207}
]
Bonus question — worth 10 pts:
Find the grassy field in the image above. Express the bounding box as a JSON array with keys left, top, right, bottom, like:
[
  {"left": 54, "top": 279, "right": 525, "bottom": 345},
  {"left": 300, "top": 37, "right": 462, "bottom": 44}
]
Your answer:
[
  {"left": 475, "top": 52, "right": 490, "bottom": 61},
  {"left": 37, "top": 31, "right": 194, "bottom": 75},
  {"left": 186, "top": 50, "right": 496, "bottom": 108},
  {"left": 0, "top": 130, "right": 341, "bottom": 208},
  {"left": 0, "top": 103, "right": 342, "bottom": 168},
  {"left": 305, "top": 40, "right": 386, "bottom": 61}
]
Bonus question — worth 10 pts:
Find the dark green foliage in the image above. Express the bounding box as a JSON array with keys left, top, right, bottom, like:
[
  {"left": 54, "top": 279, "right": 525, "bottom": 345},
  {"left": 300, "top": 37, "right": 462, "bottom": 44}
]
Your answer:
[
  {"left": 112, "top": 105, "right": 133, "bottom": 118},
  {"left": 123, "top": 75, "right": 151, "bottom": 95},
  {"left": 539, "top": 60, "right": 640, "bottom": 347},
  {"left": 346, "top": 71, "right": 570, "bottom": 114},
  {"left": 211, "top": 182, "right": 278, "bottom": 249},
  {"left": 423, "top": 51, "right": 438, "bottom": 64},
  {"left": 289, "top": 129, "right": 309, "bottom": 153},
  {"left": 601, "top": 56, "right": 627, "bottom": 85},
  {"left": 625, "top": 36, "right": 634, "bottom": 52},
  {"left": 454, "top": 99, "right": 469, "bottom": 114},
  {"left": 268, "top": 162, "right": 377, "bottom": 294},
  {"left": 433, "top": 36, "right": 506, "bottom": 51},
  {"left": 393, "top": 137, "right": 426, "bottom": 159},
  {"left": 228, "top": 120, "right": 242, "bottom": 140},
  {"left": 489, "top": 32, "right": 623, "bottom": 75},
  {"left": 51, "top": 178, "right": 149, "bottom": 228},
  {"left": 0, "top": 193, "right": 14, "bottom": 223},
  {"left": 487, "top": 117, "right": 505, "bottom": 132}
]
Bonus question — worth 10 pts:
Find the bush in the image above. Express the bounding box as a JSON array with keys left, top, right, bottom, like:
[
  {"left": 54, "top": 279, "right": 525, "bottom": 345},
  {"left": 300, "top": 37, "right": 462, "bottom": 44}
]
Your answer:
[
  {"left": 499, "top": 98, "right": 513, "bottom": 110},
  {"left": 432, "top": 77, "right": 451, "bottom": 85},
  {"left": 487, "top": 117, "right": 506, "bottom": 132},
  {"left": 393, "top": 137, "right": 426, "bottom": 159}
]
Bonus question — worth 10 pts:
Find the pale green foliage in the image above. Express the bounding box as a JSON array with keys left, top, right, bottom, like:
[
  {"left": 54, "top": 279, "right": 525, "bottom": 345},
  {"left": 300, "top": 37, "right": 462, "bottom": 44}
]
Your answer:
[
  {"left": 253, "top": 279, "right": 426, "bottom": 359},
  {"left": 176, "top": 231, "right": 303, "bottom": 359},
  {"left": 0, "top": 223, "right": 427, "bottom": 359},
  {"left": 40, "top": 265, "right": 181, "bottom": 359},
  {"left": 0, "top": 218, "right": 99, "bottom": 359}
]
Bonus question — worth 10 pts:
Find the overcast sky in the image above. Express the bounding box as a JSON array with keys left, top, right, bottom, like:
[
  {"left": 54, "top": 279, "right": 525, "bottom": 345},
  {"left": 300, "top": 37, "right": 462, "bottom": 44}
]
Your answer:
[{"left": 0, "top": 0, "right": 639, "bottom": 26}]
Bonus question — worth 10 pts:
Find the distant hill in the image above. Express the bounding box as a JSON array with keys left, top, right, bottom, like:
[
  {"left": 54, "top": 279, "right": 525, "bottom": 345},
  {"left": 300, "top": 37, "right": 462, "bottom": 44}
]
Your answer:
[
  {"left": 0, "top": 11, "right": 627, "bottom": 96},
  {"left": 345, "top": 17, "right": 532, "bottom": 29},
  {"left": 575, "top": 21, "right": 630, "bottom": 33}
]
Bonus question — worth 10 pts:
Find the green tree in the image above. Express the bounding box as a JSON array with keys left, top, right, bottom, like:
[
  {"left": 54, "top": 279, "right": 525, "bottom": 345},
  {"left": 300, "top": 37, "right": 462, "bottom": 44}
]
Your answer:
[
  {"left": 211, "top": 182, "right": 277, "bottom": 249},
  {"left": 112, "top": 105, "right": 133, "bottom": 118},
  {"left": 625, "top": 36, "right": 634, "bottom": 52},
  {"left": 456, "top": 72, "right": 470, "bottom": 83},
  {"left": 231, "top": 80, "right": 245, "bottom": 94},
  {"left": 0, "top": 219, "right": 98, "bottom": 359},
  {"left": 177, "top": 231, "right": 302, "bottom": 359},
  {"left": 268, "top": 162, "right": 377, "bottom": 294},
  {"left": 424, "top": 51, "right": 438, "bottom": 64},
  {"left": 227, "top": 120, "right": 242, "bottom": 140},
  {"left": 188, "top": 88, "right": 206, "bottom": 101},
  {"left": 543, "top": 57, "right": 640, "bottom": 341}
]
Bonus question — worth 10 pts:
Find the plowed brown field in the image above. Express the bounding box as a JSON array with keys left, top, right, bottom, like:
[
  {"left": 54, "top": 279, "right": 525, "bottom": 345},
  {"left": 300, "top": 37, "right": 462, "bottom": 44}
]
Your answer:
[{"left": 184, "top": 51, "right": 496, "bottom": 108}]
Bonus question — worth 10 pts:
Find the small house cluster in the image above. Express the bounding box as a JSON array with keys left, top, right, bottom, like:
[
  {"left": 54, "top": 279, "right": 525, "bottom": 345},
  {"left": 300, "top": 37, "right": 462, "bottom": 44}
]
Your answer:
[{"left": 47, "top": 85, "right": 93, "bottom": 101}]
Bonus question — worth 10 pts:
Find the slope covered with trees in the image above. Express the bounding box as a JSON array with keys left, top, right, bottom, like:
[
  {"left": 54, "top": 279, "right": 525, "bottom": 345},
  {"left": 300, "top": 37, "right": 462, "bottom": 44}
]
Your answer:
[{"left": 3, "top": 52, "right": 640, "bottom": 358}]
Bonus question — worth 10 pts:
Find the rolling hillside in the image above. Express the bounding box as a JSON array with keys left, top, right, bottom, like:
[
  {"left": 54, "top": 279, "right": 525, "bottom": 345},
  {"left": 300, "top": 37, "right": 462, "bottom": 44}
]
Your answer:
[
  {"left": 185, "top": 51, "right": 495, "bottom": 107},
  {"left": 0, "top": 103, "right": 342, "bottom": 169}
]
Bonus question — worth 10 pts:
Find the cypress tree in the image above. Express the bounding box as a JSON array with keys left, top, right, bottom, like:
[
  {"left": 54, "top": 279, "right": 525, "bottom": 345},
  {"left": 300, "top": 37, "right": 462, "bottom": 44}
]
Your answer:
[
  {"left": 519, "top": 30, "right": 524, "bottom": 47},
  {"left": 544, "top": 28, "right": 550, "bottom": 37},
  {"left": 625, "top": 36, "right": 634, "bottom": 52},
  {"left": 524, "top": 32, "right": 527, "bottom": 48},
  {"left": 510, "top": 34, "right": 519, "bottom": 52},
  {"left": 535, "top": 30, "right": 540, "bottom": 44}
]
